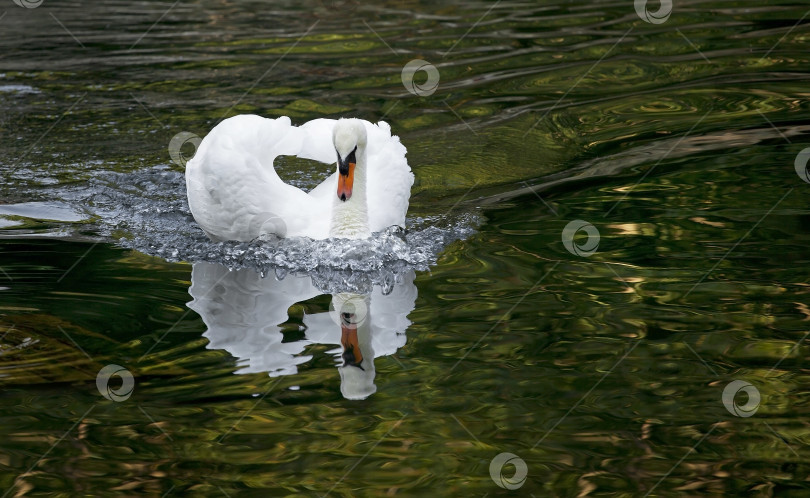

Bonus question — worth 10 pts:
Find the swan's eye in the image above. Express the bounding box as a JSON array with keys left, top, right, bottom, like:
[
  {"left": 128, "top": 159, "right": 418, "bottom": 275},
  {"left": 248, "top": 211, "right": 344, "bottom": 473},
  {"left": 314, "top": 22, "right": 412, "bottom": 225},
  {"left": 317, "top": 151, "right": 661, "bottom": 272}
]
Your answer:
[{"left": 346, "top": 148, "right": 356, "bottom": 165}]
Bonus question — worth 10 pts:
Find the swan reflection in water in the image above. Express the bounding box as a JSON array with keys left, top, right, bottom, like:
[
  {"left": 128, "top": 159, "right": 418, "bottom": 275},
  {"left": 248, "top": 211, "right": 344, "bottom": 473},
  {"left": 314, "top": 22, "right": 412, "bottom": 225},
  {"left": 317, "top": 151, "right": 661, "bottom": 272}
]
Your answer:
[{"left": 187, "top": 262, "right": 416, "bottom": 400}]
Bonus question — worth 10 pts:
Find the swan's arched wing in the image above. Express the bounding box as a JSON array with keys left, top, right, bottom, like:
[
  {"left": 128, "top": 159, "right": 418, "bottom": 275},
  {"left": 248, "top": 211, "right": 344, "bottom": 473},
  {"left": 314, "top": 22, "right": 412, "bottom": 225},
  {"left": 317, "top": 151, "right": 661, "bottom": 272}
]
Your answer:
[
  {"left": 298, "top": 118, "right": 339, "bottom": 163},
  {"left": 364, "top": 121, "right": 413, "bottom": 232},
  {"left": 186, "top": 115, "right": 331, "bottom": 240}
]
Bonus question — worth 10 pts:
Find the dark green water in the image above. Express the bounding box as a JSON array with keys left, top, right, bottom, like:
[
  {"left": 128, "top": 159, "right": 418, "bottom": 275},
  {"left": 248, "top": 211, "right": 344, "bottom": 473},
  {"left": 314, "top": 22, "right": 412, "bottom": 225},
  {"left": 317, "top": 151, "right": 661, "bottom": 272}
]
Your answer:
[{"left": 3, "top": 0, "right": 810, "bottom": 496}]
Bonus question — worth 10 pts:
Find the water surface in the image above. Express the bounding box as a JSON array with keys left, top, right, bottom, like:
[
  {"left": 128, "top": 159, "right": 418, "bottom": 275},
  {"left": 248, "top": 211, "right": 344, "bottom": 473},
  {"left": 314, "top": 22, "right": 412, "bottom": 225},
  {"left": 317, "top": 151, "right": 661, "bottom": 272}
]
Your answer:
[{"left": 2, "top": 0, "right": 810, "bottom": 496}]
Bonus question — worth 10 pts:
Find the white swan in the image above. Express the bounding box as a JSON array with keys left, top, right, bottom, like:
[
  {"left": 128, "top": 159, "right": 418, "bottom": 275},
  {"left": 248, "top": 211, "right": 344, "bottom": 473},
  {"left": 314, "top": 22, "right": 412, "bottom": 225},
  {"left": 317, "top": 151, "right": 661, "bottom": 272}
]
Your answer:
[{"left": 185, "top": 115, "right": 413, "bottom": 241}]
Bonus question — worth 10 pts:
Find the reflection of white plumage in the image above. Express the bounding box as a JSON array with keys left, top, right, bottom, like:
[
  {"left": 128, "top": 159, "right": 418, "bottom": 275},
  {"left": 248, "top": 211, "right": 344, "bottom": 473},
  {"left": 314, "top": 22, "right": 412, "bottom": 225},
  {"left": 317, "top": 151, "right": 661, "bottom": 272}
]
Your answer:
[
  {"left": 187, "top": 262, "right": 417, "bottom": 400},
  {"left": 185, "top": 115, "right": 413, "bottom": 241}
]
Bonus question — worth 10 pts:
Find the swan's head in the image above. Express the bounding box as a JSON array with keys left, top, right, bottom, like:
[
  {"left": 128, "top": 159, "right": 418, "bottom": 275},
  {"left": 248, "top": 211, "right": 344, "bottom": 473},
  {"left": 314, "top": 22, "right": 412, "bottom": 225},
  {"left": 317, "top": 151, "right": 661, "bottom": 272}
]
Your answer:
[{"left": 332, "top": 119, "right": 367, "bottom": 202}]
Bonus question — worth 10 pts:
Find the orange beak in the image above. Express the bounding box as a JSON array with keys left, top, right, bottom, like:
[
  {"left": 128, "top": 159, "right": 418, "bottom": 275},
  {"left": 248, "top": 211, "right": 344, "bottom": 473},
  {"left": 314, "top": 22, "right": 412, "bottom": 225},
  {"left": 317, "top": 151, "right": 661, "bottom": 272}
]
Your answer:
[
  {"left": 340, "top": 313, "right": 364, "bottom": 368},
  {"left": 337, "top": 162, "right": 355, "bottom": 202}
]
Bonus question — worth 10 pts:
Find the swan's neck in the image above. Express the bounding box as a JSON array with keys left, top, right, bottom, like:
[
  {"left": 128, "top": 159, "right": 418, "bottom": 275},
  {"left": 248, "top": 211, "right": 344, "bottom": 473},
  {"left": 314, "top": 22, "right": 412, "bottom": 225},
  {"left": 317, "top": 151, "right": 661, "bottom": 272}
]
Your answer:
[{"left": 330, "top": 149, "right": 370, "bottom": 239}]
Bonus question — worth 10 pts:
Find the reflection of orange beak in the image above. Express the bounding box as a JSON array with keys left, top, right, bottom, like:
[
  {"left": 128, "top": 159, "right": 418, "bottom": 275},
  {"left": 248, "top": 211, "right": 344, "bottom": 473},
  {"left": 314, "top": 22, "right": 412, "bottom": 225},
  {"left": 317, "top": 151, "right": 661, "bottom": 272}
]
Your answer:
[
  {"left": 341, "top": 318, "right": 364, "bottom": 368},
  {"left": 337, "top": 162, "right": 355, "bottom": 202}
]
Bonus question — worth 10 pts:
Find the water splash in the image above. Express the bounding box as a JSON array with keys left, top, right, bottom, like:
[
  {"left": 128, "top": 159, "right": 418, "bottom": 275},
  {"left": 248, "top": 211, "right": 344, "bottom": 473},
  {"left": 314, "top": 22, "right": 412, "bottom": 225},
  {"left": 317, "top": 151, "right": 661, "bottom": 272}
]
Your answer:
[{"left": 29, "top": 165, "right": 479, "bottom": 293}]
